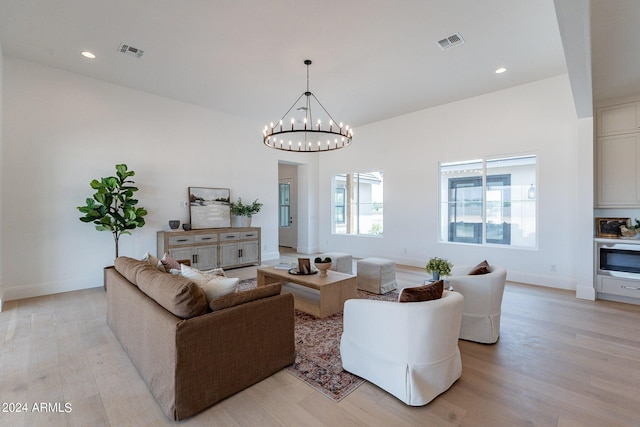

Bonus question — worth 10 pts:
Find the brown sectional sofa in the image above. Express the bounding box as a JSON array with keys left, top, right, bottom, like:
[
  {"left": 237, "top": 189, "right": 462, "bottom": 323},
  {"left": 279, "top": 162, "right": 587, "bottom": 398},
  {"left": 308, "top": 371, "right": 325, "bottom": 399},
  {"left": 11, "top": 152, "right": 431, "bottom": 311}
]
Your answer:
[{"left": 106, "top": 257, "right": 296, "bottom": 421}]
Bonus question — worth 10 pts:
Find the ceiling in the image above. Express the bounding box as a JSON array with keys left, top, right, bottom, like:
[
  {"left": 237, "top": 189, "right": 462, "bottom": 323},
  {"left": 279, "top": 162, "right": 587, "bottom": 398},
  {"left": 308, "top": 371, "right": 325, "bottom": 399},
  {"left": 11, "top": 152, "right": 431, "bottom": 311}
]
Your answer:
[{"left": 0, "top": 1, "right": 637, "bottom": 127}]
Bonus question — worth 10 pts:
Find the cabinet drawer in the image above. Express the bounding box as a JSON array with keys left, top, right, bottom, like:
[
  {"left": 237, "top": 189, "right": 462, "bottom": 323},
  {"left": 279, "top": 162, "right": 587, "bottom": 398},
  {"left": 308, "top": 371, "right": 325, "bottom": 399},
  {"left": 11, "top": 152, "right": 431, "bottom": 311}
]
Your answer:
[
  {"left": 598, "top": 276, "right": 640, "bottom": 298},
  {"left": 220, "top": 232, "right": 240, "bottom": 241},
  {"left": 168, "top": 235, "right": 195, "bottom": 246},
  {"left": 195, "top": 233, "right": 218, "bottom": 243},
  {"left": 241, "top": 231, "right": 259, "bottom": 239}
]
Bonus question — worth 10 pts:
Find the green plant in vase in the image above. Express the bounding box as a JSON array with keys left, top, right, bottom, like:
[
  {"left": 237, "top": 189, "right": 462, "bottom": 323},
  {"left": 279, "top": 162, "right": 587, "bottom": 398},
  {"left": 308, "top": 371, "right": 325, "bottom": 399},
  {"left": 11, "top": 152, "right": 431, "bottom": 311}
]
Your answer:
[
  {"left": 425, "top": 257, "right": 453, "bottom": 281},
  {"left": 77, "top": 164, "right": 147, "bottom": 258},
  {"left": 622, "top": 218, "right": 640, "bottom": 237},
  {"left": 230, "top": 198, "right": 262, "bottom": 227}
]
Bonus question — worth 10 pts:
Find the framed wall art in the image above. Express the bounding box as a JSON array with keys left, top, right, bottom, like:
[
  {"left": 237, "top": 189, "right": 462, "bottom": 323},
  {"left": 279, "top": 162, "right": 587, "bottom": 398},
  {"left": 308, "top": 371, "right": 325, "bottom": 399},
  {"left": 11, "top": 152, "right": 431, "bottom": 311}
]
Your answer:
[
  {"left": 188, "top": 187, "right": 231, "bottom": 229},
  {"left": 595, "top": 217, "right": 629, "bottom": 238}
]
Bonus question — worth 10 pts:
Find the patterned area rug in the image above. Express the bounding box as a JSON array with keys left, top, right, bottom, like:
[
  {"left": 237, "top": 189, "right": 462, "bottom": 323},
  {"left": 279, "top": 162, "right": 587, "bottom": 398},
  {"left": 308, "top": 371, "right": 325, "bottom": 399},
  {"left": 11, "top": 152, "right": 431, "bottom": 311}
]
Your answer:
[{"left": 238, "top": 278, "right": 398, "bottom": 402}]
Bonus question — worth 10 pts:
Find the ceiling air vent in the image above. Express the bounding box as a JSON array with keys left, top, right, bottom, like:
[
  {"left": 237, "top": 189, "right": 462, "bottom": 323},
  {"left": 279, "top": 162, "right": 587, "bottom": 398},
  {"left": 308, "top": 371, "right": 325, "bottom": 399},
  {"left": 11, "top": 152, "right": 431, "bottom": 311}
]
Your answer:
[
  {"left": 118, "top": 43, "right": 144, "bottom": 58},
  {"left": 437, "top": 33, "right": 464, "bottom": 50}
]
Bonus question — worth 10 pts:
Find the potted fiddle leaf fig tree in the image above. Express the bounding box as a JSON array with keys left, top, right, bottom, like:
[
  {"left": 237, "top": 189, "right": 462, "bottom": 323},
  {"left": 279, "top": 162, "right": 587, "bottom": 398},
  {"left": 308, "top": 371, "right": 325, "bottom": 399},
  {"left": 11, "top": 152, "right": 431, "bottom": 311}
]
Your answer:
[{"left": 77, "top": 164, "right": 147, "bottom": 258}]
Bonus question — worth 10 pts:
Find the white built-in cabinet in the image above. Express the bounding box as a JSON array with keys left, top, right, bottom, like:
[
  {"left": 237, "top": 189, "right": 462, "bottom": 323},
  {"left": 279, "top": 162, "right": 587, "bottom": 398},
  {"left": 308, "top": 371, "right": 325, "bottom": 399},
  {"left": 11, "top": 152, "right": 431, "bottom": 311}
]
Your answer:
[
  {"left": 595, "top": 101, "right": 640, "bottom": 207},
  {"left": 157, "top": 227, "right": 261, "bottom": 270}
]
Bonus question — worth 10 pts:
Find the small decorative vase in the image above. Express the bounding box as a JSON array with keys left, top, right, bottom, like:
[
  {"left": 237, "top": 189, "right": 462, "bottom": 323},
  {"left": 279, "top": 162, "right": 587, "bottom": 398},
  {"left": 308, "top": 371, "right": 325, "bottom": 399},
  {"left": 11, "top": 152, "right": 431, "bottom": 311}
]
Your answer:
[
  {"left": 432, "top": 271, "right": 440, "bottom": 281},
  {"left": 315, "top": 261, "right": 332, "bottom": 277},
  {"left": 241, "top": 216, "right": 252, "bottom": 227},
  {"left": 169, "top": 220, "right": 180, "bottom": 230}
]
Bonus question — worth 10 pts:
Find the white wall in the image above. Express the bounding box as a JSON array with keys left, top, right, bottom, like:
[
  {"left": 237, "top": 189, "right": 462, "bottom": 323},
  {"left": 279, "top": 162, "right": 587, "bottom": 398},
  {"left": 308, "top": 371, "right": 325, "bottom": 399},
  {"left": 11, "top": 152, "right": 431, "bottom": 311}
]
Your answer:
[
  {"left": 319, "top": 74, "right": 592, "bottom": 290},
  {"left": 1, "top": 58, "right": 595, "bottom": 299},
  {"left": 1, "top": 57, "right": 284, "bottom": 301}
]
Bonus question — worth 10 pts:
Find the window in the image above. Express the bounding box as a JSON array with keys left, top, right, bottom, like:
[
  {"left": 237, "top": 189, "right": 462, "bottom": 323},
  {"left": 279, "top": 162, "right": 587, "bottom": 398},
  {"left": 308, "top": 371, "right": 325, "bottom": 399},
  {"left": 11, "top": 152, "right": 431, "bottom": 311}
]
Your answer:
[
  {"left": 279, "top": 183, "right": 290, "bottom": 227},
  {"left": 440, "top": 156, "right": 536, "bottom": 247},
  {"left": 333, "top": 172, "right": 383, "bottom": 236},
  {"left": 335, "top": 188, "right": 346, "bottom": 224}
]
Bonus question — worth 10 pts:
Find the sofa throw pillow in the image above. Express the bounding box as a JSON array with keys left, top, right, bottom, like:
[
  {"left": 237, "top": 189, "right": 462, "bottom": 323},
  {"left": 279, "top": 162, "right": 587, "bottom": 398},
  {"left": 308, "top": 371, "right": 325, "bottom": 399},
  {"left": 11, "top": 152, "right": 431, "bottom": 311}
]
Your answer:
[
  {"left": 201, "top": 268, "right": 226, "bottom": 278},
  {"left": 169, "top": 266, "right": 225, "bottom": 277},
  {"left": 398, "top": 280, "right": 444, "bottom": 303},
  {"left": 142, "top": 251, "right": 164, "bottom": 272},
  {"left": 160, "top": 252, "right": 182, "bottom": 272},
  {"left": 468, "top": 260, "right": 491, "bottom": 275},
  {"left": 180, "top": 264, "right": 238, "bottom": 302},
  {"left": 210, "top": 283, "right": 282, "bottom": 312}
]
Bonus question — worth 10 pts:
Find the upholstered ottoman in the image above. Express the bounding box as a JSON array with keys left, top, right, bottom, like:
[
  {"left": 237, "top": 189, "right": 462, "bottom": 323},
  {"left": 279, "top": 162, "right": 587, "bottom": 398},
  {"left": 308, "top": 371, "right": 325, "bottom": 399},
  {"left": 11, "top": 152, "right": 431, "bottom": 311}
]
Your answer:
[
  {"left": 320, "top": 252, "right": 353, "bottom": 274},
  {"left": 356, "top": 258, "right": 397, "bottom": 294}
]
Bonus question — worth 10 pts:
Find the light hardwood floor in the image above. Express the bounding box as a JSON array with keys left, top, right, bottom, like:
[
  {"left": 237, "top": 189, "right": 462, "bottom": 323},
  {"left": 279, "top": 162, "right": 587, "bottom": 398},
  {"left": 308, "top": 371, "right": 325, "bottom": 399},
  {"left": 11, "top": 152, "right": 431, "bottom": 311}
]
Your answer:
[{"left": 1, "top": 251, "right": 639, "bottom": 426}]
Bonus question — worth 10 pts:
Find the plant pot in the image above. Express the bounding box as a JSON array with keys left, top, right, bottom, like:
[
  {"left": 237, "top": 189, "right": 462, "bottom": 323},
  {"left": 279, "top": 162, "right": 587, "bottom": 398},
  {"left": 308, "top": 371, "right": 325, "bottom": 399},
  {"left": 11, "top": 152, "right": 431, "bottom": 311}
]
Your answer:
[
  {"left": 241, "top": 216, "right": 252, "bottom": 227},
  {"left": 432, "top": 271, "right": 440, "bottom": 281}
]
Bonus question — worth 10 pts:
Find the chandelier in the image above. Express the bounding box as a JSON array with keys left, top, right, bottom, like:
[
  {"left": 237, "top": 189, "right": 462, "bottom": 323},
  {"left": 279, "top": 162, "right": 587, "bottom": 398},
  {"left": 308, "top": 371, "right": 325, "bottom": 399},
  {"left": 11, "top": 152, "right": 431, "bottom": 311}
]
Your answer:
[{"left": 263, "top": 60, "right": 353, "bottom": 152}]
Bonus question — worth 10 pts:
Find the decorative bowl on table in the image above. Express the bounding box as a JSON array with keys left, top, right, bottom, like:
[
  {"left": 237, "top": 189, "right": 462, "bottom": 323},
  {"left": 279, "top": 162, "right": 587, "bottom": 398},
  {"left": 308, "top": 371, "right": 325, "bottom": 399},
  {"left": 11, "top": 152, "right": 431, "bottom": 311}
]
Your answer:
[{"left": 314, "top": 257, "right": 332, "bottom": 277}]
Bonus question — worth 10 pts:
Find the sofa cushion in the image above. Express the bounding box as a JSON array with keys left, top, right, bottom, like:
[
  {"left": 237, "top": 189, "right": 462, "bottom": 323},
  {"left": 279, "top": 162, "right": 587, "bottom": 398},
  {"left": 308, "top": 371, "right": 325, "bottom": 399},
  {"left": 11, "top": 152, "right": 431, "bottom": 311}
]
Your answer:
[
  {"left": 161, "top": 252, "right": 182, "bottom": 272},
  {"left": 209, "top": 283, "right": 282, "bottom": 312},
  {"left": 142, "top": 251, "right": 165, "bottom": 272},
  {"left": 180, "top": 264, "right": 238, "bottom": 302},
  {"left": 398, "top": 280, "right": 444, "bottom": 302},
  {"left": 115, "top": 256, "right": 156, "bottom": 286},
  {"left": 135, "top": 264, "right": 208, "bottom": 319},
  {"left": 468, "top": 260, "right": 491, "bottom": 275}
]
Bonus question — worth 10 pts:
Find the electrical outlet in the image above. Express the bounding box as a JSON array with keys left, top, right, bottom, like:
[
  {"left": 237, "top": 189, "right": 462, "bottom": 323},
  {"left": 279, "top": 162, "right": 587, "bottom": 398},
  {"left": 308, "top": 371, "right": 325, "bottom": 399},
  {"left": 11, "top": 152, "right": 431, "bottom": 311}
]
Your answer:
[{"left": 180, "top": 201, "right": 188, "bottom": 208}]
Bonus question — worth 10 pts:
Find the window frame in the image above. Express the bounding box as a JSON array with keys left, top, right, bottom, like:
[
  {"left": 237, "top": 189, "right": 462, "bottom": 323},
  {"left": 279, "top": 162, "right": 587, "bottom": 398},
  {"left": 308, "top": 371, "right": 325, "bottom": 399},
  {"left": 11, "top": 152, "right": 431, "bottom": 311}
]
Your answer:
[
  {"left": 332, "top": 171, "right": 384, "bottom": 237},
  {"left": 440, "top": 155, "right": 537, "bottom": 249}
]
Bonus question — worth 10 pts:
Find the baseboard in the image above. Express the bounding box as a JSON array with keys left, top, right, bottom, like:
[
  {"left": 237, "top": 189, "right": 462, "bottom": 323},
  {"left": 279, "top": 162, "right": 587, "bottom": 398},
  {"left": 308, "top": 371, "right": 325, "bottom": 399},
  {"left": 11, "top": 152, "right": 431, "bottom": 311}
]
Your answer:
[
  {"left": 295, "top": 245, "right": 319, "bottom": 255},
  {"left": 3, "top": 277, "right": 103, "bottom": 302},
  {"left": 597, "top": 292, "right": 640, "bottom": 306},
  {"left": 504, "top": 271, "right": 576, "bottom": 290},
  {"left": 576, "top": 284, "right": 596, "bottom": 300},
  {"left": 261, "top": 251, "right": 280, "bottom": 262},
  {"left": 381, "top": 256, "right": 579, "bottom": 291}
]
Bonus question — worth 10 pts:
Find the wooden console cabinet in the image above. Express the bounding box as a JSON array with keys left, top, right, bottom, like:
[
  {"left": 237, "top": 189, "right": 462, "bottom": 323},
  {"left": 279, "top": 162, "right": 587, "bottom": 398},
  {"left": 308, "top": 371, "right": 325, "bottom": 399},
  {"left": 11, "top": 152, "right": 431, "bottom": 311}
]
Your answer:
[{"left": 157, "top": 227, "right": 261, "bottom": 270}]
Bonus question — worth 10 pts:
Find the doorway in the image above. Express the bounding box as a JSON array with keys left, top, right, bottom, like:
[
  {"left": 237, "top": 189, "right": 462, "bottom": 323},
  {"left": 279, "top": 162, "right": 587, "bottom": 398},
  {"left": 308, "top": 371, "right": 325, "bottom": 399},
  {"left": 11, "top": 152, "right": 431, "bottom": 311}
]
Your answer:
[{"left": 278, "top": 164, "right": 298, "bottom": 249}]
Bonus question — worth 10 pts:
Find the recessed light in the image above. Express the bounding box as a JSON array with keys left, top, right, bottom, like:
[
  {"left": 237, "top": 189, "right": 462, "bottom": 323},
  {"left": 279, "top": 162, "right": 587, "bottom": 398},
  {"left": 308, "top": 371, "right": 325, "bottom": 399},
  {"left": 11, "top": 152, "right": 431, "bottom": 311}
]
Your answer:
[
  {"left": 495, "top": 67, "right": 507, "bottom": 74},
  {"left": 81, "top": 51, "right": 96, "bottom": 59}
]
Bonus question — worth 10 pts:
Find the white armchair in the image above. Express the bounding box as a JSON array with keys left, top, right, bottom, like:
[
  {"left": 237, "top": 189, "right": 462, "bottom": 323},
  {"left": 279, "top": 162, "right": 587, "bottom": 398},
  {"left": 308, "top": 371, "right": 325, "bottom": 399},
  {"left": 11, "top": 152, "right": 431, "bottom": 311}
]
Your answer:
[
  {"left": 447, "top": 265, "right": 507, "bottom": 344},
  {"left": 340, "top": 291, "right": 464, "bottom": 406}
]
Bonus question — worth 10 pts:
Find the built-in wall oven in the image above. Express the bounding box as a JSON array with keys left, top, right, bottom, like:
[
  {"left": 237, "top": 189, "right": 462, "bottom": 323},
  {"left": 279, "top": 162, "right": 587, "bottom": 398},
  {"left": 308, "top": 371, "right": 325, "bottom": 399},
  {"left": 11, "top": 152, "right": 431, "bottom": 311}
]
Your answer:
[{"left": 596, "top": 241, "right": 640, "bottom": 300}]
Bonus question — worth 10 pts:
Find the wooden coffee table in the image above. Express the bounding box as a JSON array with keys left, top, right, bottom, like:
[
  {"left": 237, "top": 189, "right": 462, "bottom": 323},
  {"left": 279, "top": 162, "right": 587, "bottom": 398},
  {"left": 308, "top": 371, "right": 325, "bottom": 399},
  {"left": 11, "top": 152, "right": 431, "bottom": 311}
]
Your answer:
[{"left": 257, "top": 266, "right": 357, "bottom": 318}]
